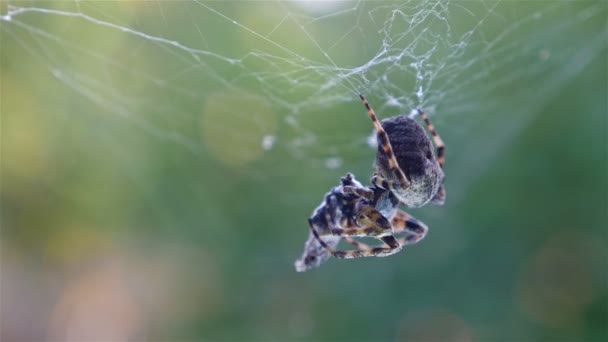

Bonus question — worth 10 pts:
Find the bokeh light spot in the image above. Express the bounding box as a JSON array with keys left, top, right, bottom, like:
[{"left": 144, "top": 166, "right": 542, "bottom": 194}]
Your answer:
[
  {"left": 397, "top": 308, "right": 474, "bottom": 342},
  {"left": 48, "top": 260, "right": 143, "bottom": 341},
  {"left": 517, "top": 232, "right": 597, "bottom": 328}
]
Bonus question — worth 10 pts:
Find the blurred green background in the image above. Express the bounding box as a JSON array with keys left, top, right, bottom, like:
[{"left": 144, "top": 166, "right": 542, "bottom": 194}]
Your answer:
[{"left": 1, "top": 1, "right": 606, "bottom": 341}]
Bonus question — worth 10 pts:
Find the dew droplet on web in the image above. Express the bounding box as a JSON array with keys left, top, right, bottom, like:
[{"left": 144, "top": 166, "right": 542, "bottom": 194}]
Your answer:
[
  {"left": 386, "top": 96, "right": 400, "bottom": 107},
  {"left": 367, "top": 132, "right": 377, "bottom": 149},
  {"left": 325, "top": 157, "right": 342, "bottom": 169},
  {"left": 261, "top": 135, "right": 275, "bottom": 151},
  {"left": 416, "top": 86, "right": 424, "bottom": 100}
]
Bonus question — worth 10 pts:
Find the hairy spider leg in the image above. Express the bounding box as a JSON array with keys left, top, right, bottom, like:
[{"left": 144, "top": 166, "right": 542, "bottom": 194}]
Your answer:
[
  {"left": 431, "top": 183, "right": 446, "bottom": 205},
  {"left": 317, "top": 200, "right": 394, "bottom": 239},
  {"left": 417, "top": 109, "right": 445, "bottom": 167},
  {"left": 353, "top": 204, "right": 393, "bottom": 235},
  {"left": 417, "top": 109, "right": 446, "bottom": 204},
  {"left": 359, "top": 94, "right": 410, "bottom": 189},
  {"left": 342, "top": 210, "right": 428, "bottom": 250},
  {"left": 370, "top": 172, "right": 398, "bottom": 192},
  {"left": 340, "top": 173, "right": 355, "bottom": 186},
  {"left": 342, "top": 234, "right": 396, "bottom": 251},
  {"left": 343, "top": 236, "right": 372, "bottom": 251},
  {"left": 342, "top": 235, "right": 402, "bottom": 259},
  {"left": 341, "top": 185, "right": 373, "bottom": 199},
  {"left": 309, "top": 220, "right": 402, "bottom": 259},
  {"left": 310, "top": 200, "right": 403, "bottom": 259},
  {"left": 390, "top": 209, "right": 429, "bottom": 245}
]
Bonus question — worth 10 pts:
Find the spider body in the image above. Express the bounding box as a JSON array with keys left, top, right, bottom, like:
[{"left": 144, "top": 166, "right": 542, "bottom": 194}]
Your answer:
[
  {"left": 295, "top": 173, "right": 409, "bottom": 272},
  {"left": 294, "top": 95, "right": 446, "bottom": 271},
  {"left": 294, "top": 173, "right": 366, "bottom": 272},
  {"left": 375, "top": 115, "right": 444, "bottom": 207}
]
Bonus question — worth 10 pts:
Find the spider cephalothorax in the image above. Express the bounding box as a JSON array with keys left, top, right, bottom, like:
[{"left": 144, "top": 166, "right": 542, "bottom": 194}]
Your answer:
[{"left": 294, "top": 95, "right": 446, "bottom": 271}]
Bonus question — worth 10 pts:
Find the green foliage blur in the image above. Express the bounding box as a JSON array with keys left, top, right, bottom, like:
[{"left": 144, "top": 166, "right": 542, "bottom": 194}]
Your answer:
[{"left": 1, "top": 1, "right": 606, "bottom": 341}]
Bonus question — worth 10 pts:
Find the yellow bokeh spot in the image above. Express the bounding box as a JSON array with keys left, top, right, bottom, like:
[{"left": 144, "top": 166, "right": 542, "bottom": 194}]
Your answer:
[
  {"left": 517, "top": 232, "right": 596, "bottom": 328},
  {"left": 44, "top": 225, "right": 111, "bottom": 265},
  {"left": 201, "top": 90, "right": 277, "bottom": 167}
]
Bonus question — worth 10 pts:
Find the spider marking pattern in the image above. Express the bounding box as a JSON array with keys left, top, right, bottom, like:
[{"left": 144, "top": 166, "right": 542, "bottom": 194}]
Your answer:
[{"left": 294, "top": 95, "right": 445, "bottom": 272}]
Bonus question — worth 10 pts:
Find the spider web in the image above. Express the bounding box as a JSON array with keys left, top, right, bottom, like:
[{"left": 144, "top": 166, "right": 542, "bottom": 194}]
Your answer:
[
  {"left": 1, "top": 0, "right": 606, "bottom": 178},
  {"left": 2, "top": 2, "right": 607, "bottom": 339}
]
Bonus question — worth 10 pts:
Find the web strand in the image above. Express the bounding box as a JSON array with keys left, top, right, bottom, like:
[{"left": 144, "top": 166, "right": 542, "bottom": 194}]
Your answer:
[{"left": 2, "top": 0, "right": 605, "bottom": 171}]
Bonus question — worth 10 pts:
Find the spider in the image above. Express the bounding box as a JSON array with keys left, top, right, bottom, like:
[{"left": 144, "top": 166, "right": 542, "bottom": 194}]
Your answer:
[
  {"left": 294, "top": 172, "right": 430, "bottom": 272},
  {"left": 294, "top": 95, "right": 445, "bottom": 271},
  {"left": 294, "top": 173, "right": 365, "bottom": 272}
]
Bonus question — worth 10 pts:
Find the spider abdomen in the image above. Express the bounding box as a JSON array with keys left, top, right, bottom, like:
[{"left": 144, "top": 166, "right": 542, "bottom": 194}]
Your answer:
[{"left": 377, "top": 115, "right": 444, "bottom": 207}]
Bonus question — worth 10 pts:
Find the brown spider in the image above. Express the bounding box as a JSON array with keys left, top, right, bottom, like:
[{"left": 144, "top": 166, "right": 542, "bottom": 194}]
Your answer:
[{"left": 294, "top": 95, "right": 445, "bottom": 271}]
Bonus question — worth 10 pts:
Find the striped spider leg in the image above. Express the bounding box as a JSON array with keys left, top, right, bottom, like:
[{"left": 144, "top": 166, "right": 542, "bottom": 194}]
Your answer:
[
  {"left": 390, "top": 209, "right": 429, "bottom": 245},
  {"left": 417, "top": 109, "right": 446, "bottom": 205},
  {"left": 328, "top": 209, "right": 429, "bottom": 258},
  {"left": 310, "top": 218, "right": 402, "bottom": 259},
  {"left": 417, "top": 109, "right": 445, "bottom": 167},
  {"left": 359, "top": 94, "right": 411, "bottom": 192},
  {"left": 310, "top": 185, "right": 405, "bottom": 260}
]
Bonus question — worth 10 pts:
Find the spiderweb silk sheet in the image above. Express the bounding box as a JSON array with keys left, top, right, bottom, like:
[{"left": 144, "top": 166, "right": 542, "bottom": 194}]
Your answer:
[{"left": 1, "top": 0, "right": 605, "bottom": 177}]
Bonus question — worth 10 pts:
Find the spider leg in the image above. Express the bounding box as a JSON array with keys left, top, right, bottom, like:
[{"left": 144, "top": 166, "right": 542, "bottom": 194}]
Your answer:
[
  {"left": 391, "top": 209, "right": 429, "bottom": 245},
  {"left": 310, "top": 203, "right": 403, "bottom": 259},
  {"left": 370, "top": 172, "right": 402, "bottom": 192},
  {"left": 417, "top": 109, "right": 445, "bottom": 168},
  {"left": 335, "top": 236, "right": 402, "bottom": 259},
  {"left": 341, "top": 185, "right": 374, "bottom": 199},
  {"left": 360, "top": 94, "right": 410, "bottom": 188},
  {"left": 343, "top": 235, "right": 399, "bottom": 252},
  {"left": 343, "top": 236, "right": 372, "bottom": 250},
  {"left": 341, "top": 216, "right": 394, "bottom": 251},
  {"left": 310, "top": 221, "right": 402, "bottom": 259},
  {"left": 417, "top": 109, "right": 446, "bottom": 205},
  {"left": 430, "top": 184, "right": 446, "bottom": 205},
  {"left": 327, "top": 203, "right": 392, "bottom": 237},
  {"left": 340, "top": 173, "right": 355, "bottom": 186},
  {"left": 343, "top": 209, "right": 429, "bottom": 250},
  {"left": 341, "top": 209, "right": 429, "bottom": 249}
]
